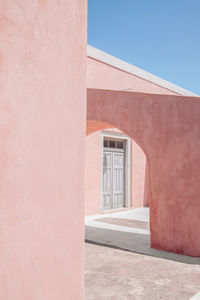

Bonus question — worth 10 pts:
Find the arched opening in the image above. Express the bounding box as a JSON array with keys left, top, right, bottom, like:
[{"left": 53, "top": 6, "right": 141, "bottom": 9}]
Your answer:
[
  {"left": 85, "top": 120, "right": 150, "bottom": 216},
  {"left": 85, "top": 119, "right": 151, "bottom": 242}
]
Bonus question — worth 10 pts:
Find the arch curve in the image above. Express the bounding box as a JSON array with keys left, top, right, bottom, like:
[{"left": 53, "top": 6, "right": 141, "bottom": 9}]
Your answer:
[{"left": 85, "top": 120, "right": 150, "bottom": 215}]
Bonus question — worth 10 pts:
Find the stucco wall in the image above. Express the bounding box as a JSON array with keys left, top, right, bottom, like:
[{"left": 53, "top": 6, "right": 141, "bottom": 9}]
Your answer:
[
  {"left": 87, "top": 56, "right": 179, "bottom": 95},
  {"left": 85, "top": 131, "right": 101, "bottom": 215},
  {"left": 132, "top": 140, "right": 148, "bottom": 208},
  {"left": 87, "top": 89, "right": 200, "bottom": 257},
  {"left": 0, "top": 1, "right": 86, "bottom": 299}
]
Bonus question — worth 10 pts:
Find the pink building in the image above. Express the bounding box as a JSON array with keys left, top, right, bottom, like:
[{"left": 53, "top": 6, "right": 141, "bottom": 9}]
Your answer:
[
  {"left": 85, "top": 45, "right": 195, "bottom": 216},
  {"left": 0, "top": 2, "right": 200, "bottom": 299}
]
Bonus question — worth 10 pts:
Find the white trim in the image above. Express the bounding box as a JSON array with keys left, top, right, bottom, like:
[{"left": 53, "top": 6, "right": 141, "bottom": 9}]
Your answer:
[
  {"left": 87, "top": 45, "right": 198, "bottom": 97},
  {"left": 100, "top": 134, "right": 104, "bottom": 211},
  {"left": 103, "top": 147, "right": 125, "bottom": 153},
  {"left": 125, "top": 138, "right": 131, "bottom": 208},
  {"left": 101, "top": 130, "right": 129, "bottom": 140},
  {"left": 100, "top": 131, "right": 131, "bottom": 211}
]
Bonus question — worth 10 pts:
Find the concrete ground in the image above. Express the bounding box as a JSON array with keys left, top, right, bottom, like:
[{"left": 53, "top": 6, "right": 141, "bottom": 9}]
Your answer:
[
  {"left": 85, "top": 208, "right": 200, "bottom": 264},
  {"left": 85, "top": 243, "right": 200, "bottom": 300},
  {"left": 85, "top": 208, "right": 200, "bottom": 299}
]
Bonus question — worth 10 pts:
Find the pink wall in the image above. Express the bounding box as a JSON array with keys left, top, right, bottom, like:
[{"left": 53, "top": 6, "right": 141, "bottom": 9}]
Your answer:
[
  {"left": 87, "top": 57, "right": 179, "bottom": 95},
  {"left": 131, "top": 140, "right": 149, "bottom": 208},
  {"left": 87, "top": 89, "right": 200, "bottom": 257},
  {"left": 0, "top": 1, "right": 86, "bottom": 299},
  {"left": 85, "top": 131, "right": 101, "bottom": 215}
]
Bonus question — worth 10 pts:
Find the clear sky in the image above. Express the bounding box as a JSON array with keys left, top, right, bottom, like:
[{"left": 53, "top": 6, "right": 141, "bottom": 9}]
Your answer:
[{"left": 88, "top": 0, "right": 200, "bottom": 95}]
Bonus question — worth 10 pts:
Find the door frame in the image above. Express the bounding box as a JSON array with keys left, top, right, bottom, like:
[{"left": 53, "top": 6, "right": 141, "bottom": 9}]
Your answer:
[{"left": 100, "top": 130, "right": 131, "bottom": 211}]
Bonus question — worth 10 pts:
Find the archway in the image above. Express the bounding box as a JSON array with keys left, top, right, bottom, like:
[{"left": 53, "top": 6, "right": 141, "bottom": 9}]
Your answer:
[
  {"left": 85, "top": 121, "right": 150, "bottom": 215},
  {"left": 87, "top": 88, "right": 200, "bottom": 257}
]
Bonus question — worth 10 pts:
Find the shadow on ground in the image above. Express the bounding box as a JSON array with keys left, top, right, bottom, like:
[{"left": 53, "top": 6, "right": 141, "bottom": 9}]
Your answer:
[{"left": 85, "top": 226, "right": 200, "bottom": 265}]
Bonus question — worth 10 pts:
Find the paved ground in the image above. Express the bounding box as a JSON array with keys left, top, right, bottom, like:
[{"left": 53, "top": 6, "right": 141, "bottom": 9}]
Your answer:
[
  {"left": 85, "top": 243, "right": 200, "bottom": 300},
  {"left": 85, "top": 208, "right": 200, "bottom": 264},
  {"left": 85, "top": 208, "right": 200, "bottom": 299}
]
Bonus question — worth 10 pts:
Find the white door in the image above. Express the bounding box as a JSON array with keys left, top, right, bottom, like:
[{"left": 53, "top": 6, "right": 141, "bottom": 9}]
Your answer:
[
  {"left": 112, "top": 152, "right": 124, "bottom": 208},
  {"left": 103, "top": 151, "right": 113, "bottom": 209},
  {"left": 102, "top": 145, "right": 125, "bottom": 210}
]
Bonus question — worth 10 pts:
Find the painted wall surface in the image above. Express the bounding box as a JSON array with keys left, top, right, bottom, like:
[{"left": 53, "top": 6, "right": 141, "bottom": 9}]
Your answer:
[
  {"left": 87, "top": 57, "right": 179, "bottom": 95},
  {"left": 87, "top": 89, "right": 200, "bottom": 257},
  {"left": 132, "top": 141, "right": 148, "bottom": 208},
  {"left": 85, "top": 131, "right": 101, "bottom": 215},
  {"left": 0, "top": 1, "right": 86, "bottom": 299},
  {"left": 85, "top": 129, "right": 147, "bottom": 216}
]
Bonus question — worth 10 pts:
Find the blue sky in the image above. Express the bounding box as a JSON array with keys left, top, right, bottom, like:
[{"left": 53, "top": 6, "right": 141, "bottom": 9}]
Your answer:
[{"left": 88, "top": 0, "right": 200, "bottom": 95}]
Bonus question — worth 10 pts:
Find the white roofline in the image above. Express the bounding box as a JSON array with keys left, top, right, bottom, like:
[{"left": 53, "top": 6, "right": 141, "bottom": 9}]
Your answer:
[{"left": 87, "top": 45, "right": 198, "bottom": 97}]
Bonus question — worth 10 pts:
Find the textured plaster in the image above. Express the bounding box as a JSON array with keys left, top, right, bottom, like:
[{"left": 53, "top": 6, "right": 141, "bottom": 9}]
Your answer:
[{"left": 0, "top": 1, "right": 86, "bottom": 299}]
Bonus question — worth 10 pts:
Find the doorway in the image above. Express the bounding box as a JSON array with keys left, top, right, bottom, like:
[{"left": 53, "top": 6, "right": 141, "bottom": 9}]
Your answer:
[{"left": 101, "top": 132, "right": 131, "bottom": 211}]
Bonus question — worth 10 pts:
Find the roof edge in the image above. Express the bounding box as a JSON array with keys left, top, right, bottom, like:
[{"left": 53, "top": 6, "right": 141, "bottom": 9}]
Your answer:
[{"left": 87, "top": 45, "right": 198, "bottom": 97}]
